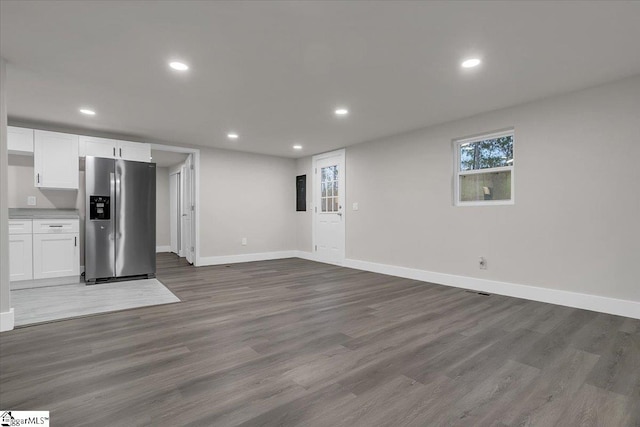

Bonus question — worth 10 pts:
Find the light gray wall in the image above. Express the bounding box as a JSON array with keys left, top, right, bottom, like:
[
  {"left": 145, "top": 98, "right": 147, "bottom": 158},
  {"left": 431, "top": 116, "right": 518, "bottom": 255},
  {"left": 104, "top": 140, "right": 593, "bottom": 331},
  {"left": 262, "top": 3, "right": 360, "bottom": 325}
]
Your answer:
[
  {"left": 155, "top": 167, "right": 170, "bottom": 248},
  {"left": 7, "top": 147, "right": 298, "bottom": 262},
  {"left": 298, "top": 75, "right": 640, "bottom": 303},
  {"left": 5, "top": 127, "right": 298, "bottom": 265},
  {"left": 199, "top": 147, "right": 296, "bottom": 258},
  {"left": 0, "top": 57, "right": 10, "bottom": 316}
]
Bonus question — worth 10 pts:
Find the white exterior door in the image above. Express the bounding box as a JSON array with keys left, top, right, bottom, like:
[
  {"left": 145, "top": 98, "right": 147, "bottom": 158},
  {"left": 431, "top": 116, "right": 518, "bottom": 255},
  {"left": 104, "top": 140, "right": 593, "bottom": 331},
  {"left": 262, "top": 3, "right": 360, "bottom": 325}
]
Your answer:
[
  {"left": 313, "top": 149, "right": 346, "bottom": 264},
  {"left": 33, "top": 233, "right": 80, "bottom": 279},
  {"left": 182, "top": 155, "right": 194, "bottom": 264}
]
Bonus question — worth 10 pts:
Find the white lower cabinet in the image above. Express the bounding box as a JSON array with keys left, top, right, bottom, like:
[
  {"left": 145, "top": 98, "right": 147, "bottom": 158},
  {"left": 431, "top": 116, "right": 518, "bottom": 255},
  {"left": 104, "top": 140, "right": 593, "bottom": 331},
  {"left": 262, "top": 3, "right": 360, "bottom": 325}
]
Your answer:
[
  {"left": 9, "top": 218, "right": 80, "bottom": 283},
  {"left": 33, "top": 233, "right": 80, "bottom": 279},
  {"left": 9, "top": 234, "right": 33, "bottom": 281}
]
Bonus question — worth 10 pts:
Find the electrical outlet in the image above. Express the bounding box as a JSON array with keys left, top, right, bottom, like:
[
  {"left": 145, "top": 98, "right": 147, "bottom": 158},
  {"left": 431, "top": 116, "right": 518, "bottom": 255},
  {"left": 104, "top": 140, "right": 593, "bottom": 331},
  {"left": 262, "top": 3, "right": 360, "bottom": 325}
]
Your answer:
[
  {"left": 352, "top": 202, "right": 359, "bottom": 211},
  {"left": 27, "top": 196, "right": 37, "bottom": 206},
  {"left": 479, "top": 257, "right": 487, "bottom": 270},
  {"left": 241, "top": 237, "right": 247, "bottom": 246}
]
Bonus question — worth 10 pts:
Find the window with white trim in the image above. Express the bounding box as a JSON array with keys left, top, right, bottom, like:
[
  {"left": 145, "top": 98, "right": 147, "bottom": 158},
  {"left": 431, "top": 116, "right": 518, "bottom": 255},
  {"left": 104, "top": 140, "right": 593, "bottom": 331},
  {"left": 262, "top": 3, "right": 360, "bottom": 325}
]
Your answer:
[{"left": 454, "top": 129, "right": 514, "bottom": 206}]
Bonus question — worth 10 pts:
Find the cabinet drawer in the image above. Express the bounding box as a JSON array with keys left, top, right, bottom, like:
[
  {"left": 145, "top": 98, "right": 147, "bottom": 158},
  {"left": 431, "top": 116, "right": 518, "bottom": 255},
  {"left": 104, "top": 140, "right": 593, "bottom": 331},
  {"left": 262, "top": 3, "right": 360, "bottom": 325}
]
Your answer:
[
  {"left": 33, "top": 219, "right": 80, "bottom": 234},
  {"left": 9, "top": 220, "right": 33, "bottom": 235}
]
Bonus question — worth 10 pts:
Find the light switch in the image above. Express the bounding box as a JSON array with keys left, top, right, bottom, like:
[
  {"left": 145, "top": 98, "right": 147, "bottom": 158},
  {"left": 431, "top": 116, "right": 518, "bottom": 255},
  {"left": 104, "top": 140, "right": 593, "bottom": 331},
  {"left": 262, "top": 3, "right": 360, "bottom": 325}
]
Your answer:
[
  {"left": 27, "top": 196, "right": 37, "bottom": 206},
  {"left": 241, "top": 237, "right": 247, "bottom": 246},
  {"left": 352, "top": 202, "right": 359, "bottom": 211}
]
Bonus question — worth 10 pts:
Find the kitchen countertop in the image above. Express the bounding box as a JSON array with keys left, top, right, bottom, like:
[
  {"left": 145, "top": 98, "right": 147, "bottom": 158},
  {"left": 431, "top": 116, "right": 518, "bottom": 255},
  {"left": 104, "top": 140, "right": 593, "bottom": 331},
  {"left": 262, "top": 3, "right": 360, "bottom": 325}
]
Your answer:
[{"left": 9, "top": 208, "right": 80, "bottom": 219}]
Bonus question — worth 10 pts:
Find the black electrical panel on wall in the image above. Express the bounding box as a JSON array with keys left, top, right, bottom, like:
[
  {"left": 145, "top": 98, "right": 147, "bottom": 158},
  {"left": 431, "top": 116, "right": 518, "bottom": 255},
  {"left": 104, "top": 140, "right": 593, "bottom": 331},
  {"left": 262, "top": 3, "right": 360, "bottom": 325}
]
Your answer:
[{"left": 296, "top": 175, "right": 306, "bottom": 211}]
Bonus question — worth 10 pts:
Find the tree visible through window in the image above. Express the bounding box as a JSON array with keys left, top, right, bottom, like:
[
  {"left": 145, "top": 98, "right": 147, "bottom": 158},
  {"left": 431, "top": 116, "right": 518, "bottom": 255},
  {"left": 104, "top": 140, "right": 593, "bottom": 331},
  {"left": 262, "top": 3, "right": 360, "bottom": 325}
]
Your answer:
[
  {"left": 321, "top": 165, "right": 339, "bottom": 212},
  {"left": 455, "top": 130, "right": 514, "bottom": 205}
]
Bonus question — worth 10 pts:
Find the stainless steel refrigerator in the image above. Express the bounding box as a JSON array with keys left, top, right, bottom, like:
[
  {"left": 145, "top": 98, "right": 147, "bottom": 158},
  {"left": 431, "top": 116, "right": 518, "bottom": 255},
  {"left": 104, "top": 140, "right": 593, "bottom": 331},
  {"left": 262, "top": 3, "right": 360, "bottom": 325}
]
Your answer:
[{"left": 85, "top": 156, "right": 156, "bottom": 283}]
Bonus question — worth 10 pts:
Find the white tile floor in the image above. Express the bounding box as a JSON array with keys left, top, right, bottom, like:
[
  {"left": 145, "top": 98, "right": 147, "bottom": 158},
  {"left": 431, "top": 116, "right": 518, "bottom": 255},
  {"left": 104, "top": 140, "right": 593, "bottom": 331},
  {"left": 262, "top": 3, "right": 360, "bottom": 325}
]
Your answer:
[{"left": 12, "top": 278, "right": 180, "bottom": 327}]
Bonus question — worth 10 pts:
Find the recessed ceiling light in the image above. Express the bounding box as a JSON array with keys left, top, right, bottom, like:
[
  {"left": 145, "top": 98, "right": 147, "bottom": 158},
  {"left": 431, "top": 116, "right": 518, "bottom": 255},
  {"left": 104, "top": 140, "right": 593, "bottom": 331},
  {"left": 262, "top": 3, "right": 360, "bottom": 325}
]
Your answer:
[
  {"left": 79, "top": 108, "right": 96, "bottom": 116},
  {"left": 169, "top": 61, "right": 189, "bottom": 71},
  {"left": 334, "top": 108, "right": 349, "bottom": 116},
  {"left": 461, "top": 58, "right": 481, "bottom": 68},
  {"left": 227, "top": 132, "right": 239, "bottom": 140},
  {"left": 293, "top": 145, "right": 302, "bottom": 150}
]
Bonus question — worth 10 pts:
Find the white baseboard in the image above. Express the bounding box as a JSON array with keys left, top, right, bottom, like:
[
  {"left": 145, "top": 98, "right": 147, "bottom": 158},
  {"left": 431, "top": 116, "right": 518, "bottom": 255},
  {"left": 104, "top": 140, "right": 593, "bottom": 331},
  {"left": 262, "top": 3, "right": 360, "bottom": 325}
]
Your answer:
[
  {"left": 294, "top": 251, "right": 344, "bottom": 266},
  {"left": 295, "top": 250, "right": 318, "bottom": 262},
  {"left": 1, "top": 308, "right": 15, "bottom": 332},
  {"left": 191, "top": 249, "right": 640, "bottom": 319},
  {"left": 156, "top": 245, "right": 171, "bottom": 253},
  {"left": 11, "top": 275, "right": 83, "bottom": 290},
  {"left": 197, "top": 250, "right": 298, "bottom": 266},
  {"left": 340, "top": 258, "right": 640, "bottom": 320}
]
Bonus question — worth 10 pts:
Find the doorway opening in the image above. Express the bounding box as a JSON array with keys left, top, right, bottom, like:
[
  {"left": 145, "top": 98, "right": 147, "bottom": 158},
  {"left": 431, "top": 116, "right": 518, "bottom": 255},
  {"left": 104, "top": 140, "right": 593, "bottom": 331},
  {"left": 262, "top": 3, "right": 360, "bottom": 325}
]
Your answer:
[{"left": 150, "top": 144, "right": 200, "bottom": 266}]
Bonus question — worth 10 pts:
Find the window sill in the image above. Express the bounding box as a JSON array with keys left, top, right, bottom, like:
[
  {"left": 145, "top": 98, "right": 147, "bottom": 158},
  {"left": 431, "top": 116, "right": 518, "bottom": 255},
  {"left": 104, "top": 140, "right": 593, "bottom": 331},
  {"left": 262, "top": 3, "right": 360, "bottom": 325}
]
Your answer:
[{"left": 455, "top": 200, "right": 514, "bottom": 207}]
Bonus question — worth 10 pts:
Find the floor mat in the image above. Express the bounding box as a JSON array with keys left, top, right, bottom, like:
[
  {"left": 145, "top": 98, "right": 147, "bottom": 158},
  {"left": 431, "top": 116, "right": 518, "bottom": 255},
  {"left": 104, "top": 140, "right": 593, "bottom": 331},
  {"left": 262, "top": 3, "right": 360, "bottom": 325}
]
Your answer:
[{"left": 12, "top": 278, "right": 180, "bottom": 327}]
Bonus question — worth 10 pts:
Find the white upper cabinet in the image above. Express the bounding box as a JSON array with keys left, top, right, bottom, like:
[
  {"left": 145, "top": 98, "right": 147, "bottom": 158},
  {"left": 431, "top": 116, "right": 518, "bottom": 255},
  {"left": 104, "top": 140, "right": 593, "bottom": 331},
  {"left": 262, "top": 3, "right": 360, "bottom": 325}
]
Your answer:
[
  {"left": 80, "top": 135, "right": 151, "bottom": 162},
  {"left": 34, "top": 130, "right": 79, "bottom": 189},
  {"left": 8, "top": 126, "right": 34, "bottom": 154},
  {"left": 79, "top": 135, "right": 118, "bottom": 159},
  {"left": 117, "top": 139, "right": 151, "bottom": 162}
]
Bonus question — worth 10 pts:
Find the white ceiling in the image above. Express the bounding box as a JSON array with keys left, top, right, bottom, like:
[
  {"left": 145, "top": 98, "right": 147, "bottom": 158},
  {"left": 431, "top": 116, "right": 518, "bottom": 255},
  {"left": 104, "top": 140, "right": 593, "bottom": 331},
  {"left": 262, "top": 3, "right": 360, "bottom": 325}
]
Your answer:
[{"left": 2, "top": 1, "right": 640, "bottom": 158}]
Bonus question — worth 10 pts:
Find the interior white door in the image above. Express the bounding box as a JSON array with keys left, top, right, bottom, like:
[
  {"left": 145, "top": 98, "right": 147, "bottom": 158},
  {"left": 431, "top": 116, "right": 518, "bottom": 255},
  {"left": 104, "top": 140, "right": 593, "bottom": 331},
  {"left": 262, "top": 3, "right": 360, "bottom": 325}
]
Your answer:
[
  {"left": 169, "top": 172, "right": 180, "bottom": 254},
  {"left": 182, "top": 155, "right": 194, "bottom": 264},
  {"left": 313, "top": 149, "right": 346, "bottom": 264}
]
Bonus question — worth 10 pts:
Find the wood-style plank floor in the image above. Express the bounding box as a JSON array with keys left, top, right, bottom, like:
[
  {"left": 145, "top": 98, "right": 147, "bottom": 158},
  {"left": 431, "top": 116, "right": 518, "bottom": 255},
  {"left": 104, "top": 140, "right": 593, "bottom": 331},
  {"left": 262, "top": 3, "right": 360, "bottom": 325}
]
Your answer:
[{"left": 1, "top": 253, "right": 638, "bottom": 426}]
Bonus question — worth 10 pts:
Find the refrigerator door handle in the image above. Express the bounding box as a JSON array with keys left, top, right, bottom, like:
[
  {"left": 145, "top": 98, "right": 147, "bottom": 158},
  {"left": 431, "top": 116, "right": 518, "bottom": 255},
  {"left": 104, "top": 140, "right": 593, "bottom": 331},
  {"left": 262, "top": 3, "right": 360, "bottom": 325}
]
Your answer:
[
  {"left": 111, "top": 171, "right": 117, "bottom": 242},
  {"left": 110, "top": 172, "right": 116, "bottom": 201}
]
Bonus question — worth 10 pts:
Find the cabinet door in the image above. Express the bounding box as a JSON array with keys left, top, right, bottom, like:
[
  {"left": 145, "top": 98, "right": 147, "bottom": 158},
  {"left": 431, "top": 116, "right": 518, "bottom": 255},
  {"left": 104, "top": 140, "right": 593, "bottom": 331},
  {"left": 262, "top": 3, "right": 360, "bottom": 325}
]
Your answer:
[
  {"left": 80, "top": 136, "right": 117, "bottom": 159},
  {"left": 33, "top": 233, "right": 80, "bottom": 279},
  {"left": 34, "top": 130, "right": 79, "bottom": 189},
  {"left": 8, "top": 126, "right": 34, "bottom": 154},
  {"left": 117, "top": 140, "right": 151, "bottom": 163},
  {"left": 9, "top": 234, "right": 33, "bottom": 282}
]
